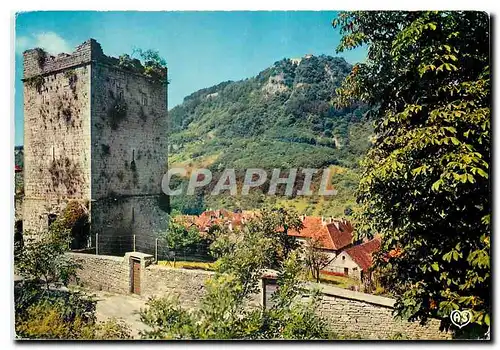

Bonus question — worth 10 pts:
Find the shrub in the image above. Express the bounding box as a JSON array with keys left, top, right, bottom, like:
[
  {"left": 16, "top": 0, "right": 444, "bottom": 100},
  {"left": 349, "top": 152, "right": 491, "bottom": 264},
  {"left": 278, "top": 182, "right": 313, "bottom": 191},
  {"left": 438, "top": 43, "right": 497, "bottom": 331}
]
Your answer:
[{"left": 15, "top": 299, "right": 131, "bottom": 340}]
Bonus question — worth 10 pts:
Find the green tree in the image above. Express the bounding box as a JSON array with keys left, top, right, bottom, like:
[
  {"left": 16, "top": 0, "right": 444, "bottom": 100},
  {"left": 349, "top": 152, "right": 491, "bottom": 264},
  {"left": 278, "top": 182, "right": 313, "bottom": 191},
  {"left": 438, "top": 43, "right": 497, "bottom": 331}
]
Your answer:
[
  {"left": 244, "top": 207, "right": 303, "bottom": 269},
  {"left": 139, "top": 209, "right": 330, "bottom": 339},
  {"left": 162, "top": 218, "right": 201, "bottom": 267},
  {"left": 333, "top": 11, "right": 490, "bottom": 335},
  {"left": 133, "top": 48, "right": 168, "bottom": 84},
  {"left": 304, "top": 236, "right": 331, "bottom": 283},
  {"left": 15, "top": 229, "right": 80, "bottom": 291},
  {"left": 261, "top": 254, "right": 329, "bottom": 339}
]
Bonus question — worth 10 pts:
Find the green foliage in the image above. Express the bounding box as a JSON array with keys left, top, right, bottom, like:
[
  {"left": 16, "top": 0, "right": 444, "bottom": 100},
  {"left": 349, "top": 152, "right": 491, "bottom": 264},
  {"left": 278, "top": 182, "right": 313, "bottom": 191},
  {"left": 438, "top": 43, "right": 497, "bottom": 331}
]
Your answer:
[
  {"left": 334, "top": 11, "right": 490, "bottom": 334},
  {"left": 53, "top": 200, "right": 90, "bottom": 249},
  {"left": 140, "top": 254, "right": 329, "bottom": 340},
  {"left": 244, "top": 207, "right": 303, "bottom": 268},
  {"left": 134, "top": 48, "right": 167, "bottom": 84},
  {"left": 138, "top": 296, "right": 197, "bottom": 339},
  {"left": 116, "top": 50, "right": 167, "bottom": 84},
  {"left": 304, "top": 236, "right": 331, "bottom": 283},
  {"left": 161, "top": 217, "right": 202, "bottom": 266},
  {"left": 15, "top": 230, "right": 80, "bottom": 290},
  {"left": 209, "top": 224, "right": 274, "bottom": 299},
  {"left": 14, "top": 226, "right": 131, "bottom": 340},
  {"left": 15, "top": 296, "right": 131, "bottom": 340},
  {"left": 89, "top": 318, "right": 132, "bottom": 340},
  {"left": 118, "top": 53, "right": 144, "bottom": 72},
  {"left": 140, "top": 209, "right": 330, "bottom": 339},
  {"left": 14, "top": 281, "right": 96, "bottom": 326},
  {"left": 210, "top": 207, "right": 302, "bottom": 272},
  {"left": 389, "top": 332, "right": 410, "bottom": 340},
  {"left": 58, "top": 201, "right": 89, "bottom": 229},
  {"left": 16, "top": 299, "right": 91, "bottom": 339}
]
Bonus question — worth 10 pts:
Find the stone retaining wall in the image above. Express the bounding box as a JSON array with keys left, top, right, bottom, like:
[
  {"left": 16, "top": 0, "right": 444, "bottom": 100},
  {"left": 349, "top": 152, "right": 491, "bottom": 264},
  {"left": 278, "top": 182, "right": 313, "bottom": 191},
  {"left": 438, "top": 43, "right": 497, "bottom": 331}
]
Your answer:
[
  {"left": 68, "top": 252, "right": 449, "bottom": 340},
  {"left": 68, "top": 252, "right": 130, "bottom": 294},
  {"left": 141, "top": 265, "right": 213, "bottom": 308},
  {"left": 313, "top": 283, "right": 450, "bottom": 340}
]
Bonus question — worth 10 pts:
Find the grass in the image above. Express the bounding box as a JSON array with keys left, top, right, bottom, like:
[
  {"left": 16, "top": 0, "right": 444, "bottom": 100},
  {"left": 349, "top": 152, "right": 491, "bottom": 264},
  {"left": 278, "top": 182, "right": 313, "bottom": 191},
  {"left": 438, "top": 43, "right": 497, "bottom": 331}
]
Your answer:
[
  {"left": 157, "top": 260, "right": 215, "bottom": 271},
  {"left": 320, "top": 273, "right": 360, "bottom": 289},
  {"left": 305, "top": 271, "right": 360, "bottom": 290}
]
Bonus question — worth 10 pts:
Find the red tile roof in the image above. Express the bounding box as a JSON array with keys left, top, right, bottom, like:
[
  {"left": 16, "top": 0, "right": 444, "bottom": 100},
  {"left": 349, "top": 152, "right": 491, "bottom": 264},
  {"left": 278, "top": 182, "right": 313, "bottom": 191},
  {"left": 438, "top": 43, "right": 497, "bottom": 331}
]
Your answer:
[
  {"left": 178, "top": 209, "right": 256, "bottom": 232},
  {"left": 288, "top": 216, "right": 353, "bottom": 251},
  {"left": 344, "top": 236, "right": 381, "bottom": 271},
  {"left": 177, "top": 212, "right": 355, "bottom": 253}
]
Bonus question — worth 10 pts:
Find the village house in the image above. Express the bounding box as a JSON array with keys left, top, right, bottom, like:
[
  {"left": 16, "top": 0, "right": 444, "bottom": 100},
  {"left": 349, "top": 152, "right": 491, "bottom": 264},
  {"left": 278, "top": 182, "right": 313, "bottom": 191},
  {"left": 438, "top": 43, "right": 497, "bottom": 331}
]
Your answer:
[
  {"left": 288, "top": 215, "right": 354, "bottom": 268},
  {"left": 289, "top": 216, "right": 354, "bottom": 249},
  {"left": 286, "top": 216, "right": 382, "bottom": 280},
  {"left": 328, "top": 236, "right": 381, "bottom": 280}
]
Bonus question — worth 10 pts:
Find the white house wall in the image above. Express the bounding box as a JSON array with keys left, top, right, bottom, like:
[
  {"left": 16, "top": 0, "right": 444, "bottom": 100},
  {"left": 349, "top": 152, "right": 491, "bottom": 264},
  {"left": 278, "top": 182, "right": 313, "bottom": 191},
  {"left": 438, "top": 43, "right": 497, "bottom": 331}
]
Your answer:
[{"left": 327, "top": 251, "right": 362, "bottom": 280}]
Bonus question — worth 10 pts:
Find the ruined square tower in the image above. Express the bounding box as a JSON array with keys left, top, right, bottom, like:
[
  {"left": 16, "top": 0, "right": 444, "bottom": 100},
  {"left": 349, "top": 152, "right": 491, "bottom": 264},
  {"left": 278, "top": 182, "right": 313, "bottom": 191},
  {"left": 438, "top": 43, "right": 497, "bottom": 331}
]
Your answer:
[{"left": 22, "top": 39, "right": 168, "bottom": 255}]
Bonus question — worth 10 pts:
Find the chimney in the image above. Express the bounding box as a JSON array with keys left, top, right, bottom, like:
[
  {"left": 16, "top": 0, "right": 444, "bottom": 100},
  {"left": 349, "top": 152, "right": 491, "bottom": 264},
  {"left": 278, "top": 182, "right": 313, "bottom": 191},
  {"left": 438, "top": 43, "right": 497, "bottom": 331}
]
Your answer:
[
  {"left": 329, "top": 217, "right": 333, "bottom": 223},
  {"left": 300, "top": 215, "right": 305, "bottom": 221},
  {"left": 334, "top": 221, "right": 340, "bottom": 230},
  {"left": 321, "top": 216, "right": 325, "bottom": 225}
]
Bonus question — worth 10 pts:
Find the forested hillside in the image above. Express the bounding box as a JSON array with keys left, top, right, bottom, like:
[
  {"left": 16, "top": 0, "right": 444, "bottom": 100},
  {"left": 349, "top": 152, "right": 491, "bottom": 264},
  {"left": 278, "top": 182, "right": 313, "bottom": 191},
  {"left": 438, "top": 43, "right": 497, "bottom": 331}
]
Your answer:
[{"left": 168, "top": 55, "right": 372, "bottom": 216}]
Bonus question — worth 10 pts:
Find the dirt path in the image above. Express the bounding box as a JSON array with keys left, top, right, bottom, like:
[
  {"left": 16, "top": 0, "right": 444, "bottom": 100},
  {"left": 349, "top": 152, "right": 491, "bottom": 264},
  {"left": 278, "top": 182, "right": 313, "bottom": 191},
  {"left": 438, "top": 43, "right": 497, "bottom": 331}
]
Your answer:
[{"left": 92, "top": 291, "right": 150, "bottom": 339}]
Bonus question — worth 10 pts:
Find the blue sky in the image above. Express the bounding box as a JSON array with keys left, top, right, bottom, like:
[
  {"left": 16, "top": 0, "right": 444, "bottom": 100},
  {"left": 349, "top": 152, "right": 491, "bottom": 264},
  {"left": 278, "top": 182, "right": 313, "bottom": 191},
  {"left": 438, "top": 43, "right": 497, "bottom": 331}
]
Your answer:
[{"left": 14, "top": 11, "right": 366, "bottom": 146}]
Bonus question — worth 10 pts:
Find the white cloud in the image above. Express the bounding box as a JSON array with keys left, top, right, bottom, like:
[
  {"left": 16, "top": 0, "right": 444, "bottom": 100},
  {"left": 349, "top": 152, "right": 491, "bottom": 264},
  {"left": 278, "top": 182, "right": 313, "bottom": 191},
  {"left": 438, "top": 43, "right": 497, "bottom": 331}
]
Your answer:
[
  {"left": 16, "top": 32, "right": 72, "bottom": 55},
  {"left": 15, "top": 36, "right": 31, "bottom": 54},
  {"left": 34, "top": 32, "right": 72, "bottom": 54}
]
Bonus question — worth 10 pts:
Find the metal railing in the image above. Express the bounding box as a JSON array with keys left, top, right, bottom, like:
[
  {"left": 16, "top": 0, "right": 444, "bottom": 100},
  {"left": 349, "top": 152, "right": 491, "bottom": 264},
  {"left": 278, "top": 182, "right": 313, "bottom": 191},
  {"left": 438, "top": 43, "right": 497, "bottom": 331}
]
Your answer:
[{"left": 92, "top": 233, "right": 214, "bottom": 263}]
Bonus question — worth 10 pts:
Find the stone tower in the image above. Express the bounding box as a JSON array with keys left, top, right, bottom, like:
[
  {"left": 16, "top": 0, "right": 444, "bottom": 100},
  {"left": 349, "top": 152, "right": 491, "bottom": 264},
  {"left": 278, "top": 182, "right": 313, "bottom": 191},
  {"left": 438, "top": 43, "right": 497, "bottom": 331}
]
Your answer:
[{"left": 22, "top": 39, "right": 168, "bottom": 255}]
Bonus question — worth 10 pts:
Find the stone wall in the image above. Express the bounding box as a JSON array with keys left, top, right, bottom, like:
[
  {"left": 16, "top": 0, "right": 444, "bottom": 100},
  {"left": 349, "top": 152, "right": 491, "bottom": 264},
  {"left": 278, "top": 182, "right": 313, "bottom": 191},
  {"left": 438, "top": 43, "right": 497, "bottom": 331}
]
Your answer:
[
  {"left": 22, "top": 38, "right": 168, "bottom": 251},
  {"left": 67, "top": 253, "right": 449, "bottom": 340},
  {"left": 141, "top": 265, "right": 213, "bottom": 308},
  {"left": 68, "top": 252, "right": 130, "bottom": 294},
  {"left": 23, "top": 48, "right": 92, "bottom": 233},
  {"left": 141, "top": 265, "right": 262, "bottom": 308},
  {"left": 89, "top": 43, "right": 168, "bottom": 256},
  {"left": 68, "top": 253, "right": 260, "bottom": 309},
  {"left": 68, "top": 252, "right": 210, "bottom": 306},
  {"left": 313, "top": 283, "right": 450, "bottom": 340},
  {"left": 90, "top": 63, "right": 168, "bottom": 200},
  {"left": 91, "top": 196, "right": 168, "bottom": 256},
  {"left": 23, "top": 39, "right": 95, "bottom": 80},
  {"left": 15, "top": 195, "right": 23, "bottom": 222}
]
